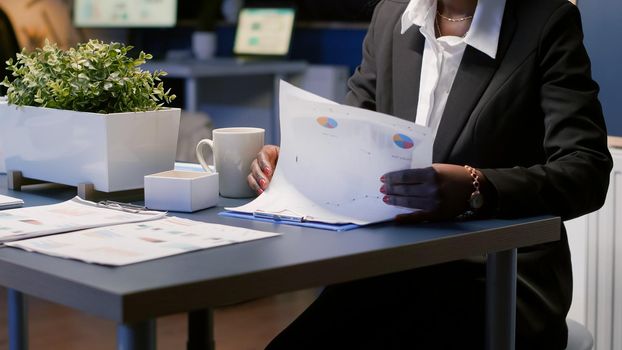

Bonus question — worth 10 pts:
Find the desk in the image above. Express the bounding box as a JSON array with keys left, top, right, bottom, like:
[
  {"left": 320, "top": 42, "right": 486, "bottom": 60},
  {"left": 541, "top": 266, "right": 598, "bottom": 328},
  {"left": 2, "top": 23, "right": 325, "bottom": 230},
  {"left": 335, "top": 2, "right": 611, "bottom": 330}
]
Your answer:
[
  {"left": 141, "top": 59, "right": 308, "bottom": 144},
  {"left": 0, "top": 177, "right": 560, "bottom": 350}
]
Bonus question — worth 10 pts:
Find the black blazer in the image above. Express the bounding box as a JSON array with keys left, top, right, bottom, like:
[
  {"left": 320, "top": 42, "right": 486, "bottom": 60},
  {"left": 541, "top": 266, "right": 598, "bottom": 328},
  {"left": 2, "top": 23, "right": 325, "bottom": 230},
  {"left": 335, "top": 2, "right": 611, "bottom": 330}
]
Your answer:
[{"left": 345, "top": 0, "right": 612, "bottom": 346}]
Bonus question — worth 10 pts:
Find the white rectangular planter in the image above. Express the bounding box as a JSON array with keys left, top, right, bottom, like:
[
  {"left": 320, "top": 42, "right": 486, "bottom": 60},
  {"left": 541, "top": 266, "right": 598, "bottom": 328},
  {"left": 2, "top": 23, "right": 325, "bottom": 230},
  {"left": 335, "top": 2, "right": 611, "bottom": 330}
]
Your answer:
[{"left": 0, "top": 102, "right": 181, "bottom": 192}]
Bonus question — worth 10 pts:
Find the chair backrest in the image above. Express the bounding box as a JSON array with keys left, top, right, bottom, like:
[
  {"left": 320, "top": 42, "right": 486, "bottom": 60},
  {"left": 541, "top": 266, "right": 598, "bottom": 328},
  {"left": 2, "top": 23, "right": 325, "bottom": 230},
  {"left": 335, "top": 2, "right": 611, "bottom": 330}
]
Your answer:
[
  {"left": 566, "top": 319, "right": 594, "bottom": 350},
  {"left": 0, "top": 7, "right": 19, "bottom": 95}
]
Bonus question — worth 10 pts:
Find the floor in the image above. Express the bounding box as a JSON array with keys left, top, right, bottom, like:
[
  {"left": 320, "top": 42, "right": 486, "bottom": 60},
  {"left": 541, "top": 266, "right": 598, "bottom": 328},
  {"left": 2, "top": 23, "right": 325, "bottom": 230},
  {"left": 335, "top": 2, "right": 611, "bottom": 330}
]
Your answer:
[{"left": 0, "top": 287, "right": 317, "bottom": 350}]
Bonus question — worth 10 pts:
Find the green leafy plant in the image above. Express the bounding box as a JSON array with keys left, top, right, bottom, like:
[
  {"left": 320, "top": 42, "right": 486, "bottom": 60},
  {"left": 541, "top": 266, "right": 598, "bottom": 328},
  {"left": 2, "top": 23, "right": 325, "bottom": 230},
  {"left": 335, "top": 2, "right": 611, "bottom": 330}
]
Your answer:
[{"left": 1, "top": 39, "right": 175, "bottom": 113}]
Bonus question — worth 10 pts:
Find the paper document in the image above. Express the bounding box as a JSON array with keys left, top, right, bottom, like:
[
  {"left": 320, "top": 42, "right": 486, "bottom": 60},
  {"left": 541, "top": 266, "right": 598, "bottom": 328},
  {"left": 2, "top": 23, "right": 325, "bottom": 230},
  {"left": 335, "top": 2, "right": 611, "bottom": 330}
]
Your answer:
[
  {"left": 0, "top": 194, "right": 24, "bottom": 210},
  {"left": 7, "top": 217, "right": 279, "bottom": 266},
  {"left": 0, "top": 196, "right": 165, "bottom": 243},
  {"left": 227, "top": 81, "right": 433, "bottom": 226}
]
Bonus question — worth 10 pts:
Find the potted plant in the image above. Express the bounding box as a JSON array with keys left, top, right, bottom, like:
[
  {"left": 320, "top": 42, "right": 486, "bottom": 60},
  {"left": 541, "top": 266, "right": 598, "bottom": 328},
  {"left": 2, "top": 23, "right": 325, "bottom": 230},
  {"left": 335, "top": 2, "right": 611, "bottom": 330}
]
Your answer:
[
  {"left": 192, "top": 0, "right": 222, "bottom": 60},
  {"left": 0, "top": 39, "right": 181, "bottom": 193}
]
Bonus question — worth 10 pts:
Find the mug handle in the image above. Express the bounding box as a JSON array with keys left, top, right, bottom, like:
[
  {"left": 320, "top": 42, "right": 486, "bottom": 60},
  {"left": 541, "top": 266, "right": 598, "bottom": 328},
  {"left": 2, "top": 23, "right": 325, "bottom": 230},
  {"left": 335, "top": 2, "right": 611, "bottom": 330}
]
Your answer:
[{"left": 195, "top": 139, "right": 215, "bottom": 174}]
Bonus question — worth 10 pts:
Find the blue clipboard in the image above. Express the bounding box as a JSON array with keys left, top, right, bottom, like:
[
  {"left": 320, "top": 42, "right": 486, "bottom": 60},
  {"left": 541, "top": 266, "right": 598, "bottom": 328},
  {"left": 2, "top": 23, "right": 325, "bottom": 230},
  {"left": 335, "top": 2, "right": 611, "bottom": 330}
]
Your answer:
[{"left": 218, "top": 211, "right": 360, "bottom": 232}]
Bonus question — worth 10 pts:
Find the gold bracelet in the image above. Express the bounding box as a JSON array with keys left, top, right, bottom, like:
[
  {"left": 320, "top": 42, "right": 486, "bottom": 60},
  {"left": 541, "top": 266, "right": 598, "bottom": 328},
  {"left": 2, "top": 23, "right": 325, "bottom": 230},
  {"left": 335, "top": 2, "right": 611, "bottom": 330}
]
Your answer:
[{"left": 464, "top": 165, "right": 484, "bottom": 212}]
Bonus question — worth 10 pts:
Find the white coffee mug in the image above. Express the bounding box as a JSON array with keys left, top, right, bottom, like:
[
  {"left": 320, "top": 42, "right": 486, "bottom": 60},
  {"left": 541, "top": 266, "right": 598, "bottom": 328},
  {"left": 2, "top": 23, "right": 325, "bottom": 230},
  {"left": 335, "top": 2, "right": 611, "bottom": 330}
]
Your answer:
[
  {"left": 196, "top": 127, "right": 264, "bottom": 198},
  {"left": 192, "top": 31, "right": 217, "bottom": 60}
]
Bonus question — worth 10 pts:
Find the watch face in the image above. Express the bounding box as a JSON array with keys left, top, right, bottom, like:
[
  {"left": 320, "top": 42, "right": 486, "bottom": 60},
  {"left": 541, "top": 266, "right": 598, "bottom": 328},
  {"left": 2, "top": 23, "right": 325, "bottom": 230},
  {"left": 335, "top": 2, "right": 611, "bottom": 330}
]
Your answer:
[{"left": 469, "top": 191, "right": 484, "bottom": 209}]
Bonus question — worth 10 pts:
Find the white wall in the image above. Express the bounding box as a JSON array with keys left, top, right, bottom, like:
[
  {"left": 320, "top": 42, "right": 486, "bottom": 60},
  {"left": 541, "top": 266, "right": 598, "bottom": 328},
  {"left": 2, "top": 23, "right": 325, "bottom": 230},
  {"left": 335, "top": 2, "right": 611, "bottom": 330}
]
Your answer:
[
  {"left": 567, "top": 147, "right": 622, "bottom": 350},
  {"left": 567, "top": 215, "right": 589, "bottom": 323}
]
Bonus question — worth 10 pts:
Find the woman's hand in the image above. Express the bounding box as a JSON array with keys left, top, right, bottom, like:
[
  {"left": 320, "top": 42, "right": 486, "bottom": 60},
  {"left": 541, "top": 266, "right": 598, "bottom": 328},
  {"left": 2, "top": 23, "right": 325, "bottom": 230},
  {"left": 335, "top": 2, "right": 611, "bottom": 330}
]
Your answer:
[
  {"left": 380, "top": 164, "right": 482, "bottom": 223},
  {"left": 247, "top": 145, "right": 280, "bottom": 195}
]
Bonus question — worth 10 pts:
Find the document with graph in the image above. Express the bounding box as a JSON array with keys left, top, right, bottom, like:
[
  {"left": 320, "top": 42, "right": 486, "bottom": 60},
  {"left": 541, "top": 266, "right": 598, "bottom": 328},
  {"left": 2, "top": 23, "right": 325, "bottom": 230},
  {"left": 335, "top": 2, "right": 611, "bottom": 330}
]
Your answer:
[
  {"left": 0, "top": 196, "right": 165, "bottom": 243},
  {"left": 6, "top": 217, "right": 279, "bottom": 266},
  {"left": 225, "top": 81, "right": 433, "bottom": 227}
]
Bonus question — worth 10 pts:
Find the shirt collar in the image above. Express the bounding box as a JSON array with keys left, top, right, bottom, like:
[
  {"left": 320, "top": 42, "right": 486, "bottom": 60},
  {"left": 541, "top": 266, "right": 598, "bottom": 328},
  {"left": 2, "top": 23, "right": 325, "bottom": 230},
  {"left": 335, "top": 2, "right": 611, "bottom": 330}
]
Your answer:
[
  {"left": 400, "top": 0, "right": 436, "bottom": 34},
  {"left": 400, "top": 0, "right": 506, "bottom": 59}
]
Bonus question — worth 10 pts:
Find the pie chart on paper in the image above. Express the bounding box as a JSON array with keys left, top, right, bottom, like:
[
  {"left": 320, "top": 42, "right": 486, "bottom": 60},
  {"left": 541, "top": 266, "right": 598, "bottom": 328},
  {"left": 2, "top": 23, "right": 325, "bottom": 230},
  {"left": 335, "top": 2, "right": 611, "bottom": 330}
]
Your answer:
[
  {"left": 393, "top": 133, "right": 415, "bottom": 149},
  {"left": 316, "top": 116, "right": 338, "bottom": 129}
]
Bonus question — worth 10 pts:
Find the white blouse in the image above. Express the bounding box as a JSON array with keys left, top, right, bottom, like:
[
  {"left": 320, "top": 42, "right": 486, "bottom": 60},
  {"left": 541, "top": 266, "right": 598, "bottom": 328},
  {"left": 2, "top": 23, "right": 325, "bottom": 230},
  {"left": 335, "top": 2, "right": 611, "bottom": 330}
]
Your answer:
[{"left": 400, "top": 0, "right": 506, "bottom": 138}]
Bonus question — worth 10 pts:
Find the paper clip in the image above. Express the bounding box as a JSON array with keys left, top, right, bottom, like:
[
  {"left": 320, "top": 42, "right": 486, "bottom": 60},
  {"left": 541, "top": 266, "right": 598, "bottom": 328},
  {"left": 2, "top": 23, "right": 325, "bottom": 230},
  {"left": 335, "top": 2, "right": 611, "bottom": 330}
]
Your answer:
[
  {"left": 97, "top": 200, "right": 146, "bottom": 214},
  {"left": 253, "top": 209, "right": 304, "bottom": 223}
]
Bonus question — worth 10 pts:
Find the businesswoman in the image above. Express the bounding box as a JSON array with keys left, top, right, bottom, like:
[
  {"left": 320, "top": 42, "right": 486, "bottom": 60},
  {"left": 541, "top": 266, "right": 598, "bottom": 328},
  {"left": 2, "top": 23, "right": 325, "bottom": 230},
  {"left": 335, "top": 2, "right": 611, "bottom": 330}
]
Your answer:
[{"left": 248, "top": 0, "right": 612, "bottom": 348}]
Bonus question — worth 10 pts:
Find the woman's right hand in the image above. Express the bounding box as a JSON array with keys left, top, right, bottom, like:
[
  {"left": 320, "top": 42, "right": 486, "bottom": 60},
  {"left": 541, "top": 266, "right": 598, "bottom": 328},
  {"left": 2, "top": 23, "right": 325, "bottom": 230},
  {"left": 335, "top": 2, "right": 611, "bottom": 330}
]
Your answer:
[{"left": 247, "top": 145, "right": 280, "bottom": 195}]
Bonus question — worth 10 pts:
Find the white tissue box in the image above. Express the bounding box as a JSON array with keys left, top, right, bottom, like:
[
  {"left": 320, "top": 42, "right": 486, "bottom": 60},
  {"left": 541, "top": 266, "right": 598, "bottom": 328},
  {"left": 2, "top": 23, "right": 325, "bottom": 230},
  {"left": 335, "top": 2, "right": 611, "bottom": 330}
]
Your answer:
[{"left": 144, "top": 170, "right": 218, "bottom": 212}]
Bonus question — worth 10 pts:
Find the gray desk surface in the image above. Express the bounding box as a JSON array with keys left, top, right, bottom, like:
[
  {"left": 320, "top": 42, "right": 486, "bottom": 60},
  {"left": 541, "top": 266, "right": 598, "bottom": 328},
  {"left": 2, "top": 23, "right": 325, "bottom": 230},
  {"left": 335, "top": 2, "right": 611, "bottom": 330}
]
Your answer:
[{"left": 0, "top": 176, "right": 560, "bottom": 325}]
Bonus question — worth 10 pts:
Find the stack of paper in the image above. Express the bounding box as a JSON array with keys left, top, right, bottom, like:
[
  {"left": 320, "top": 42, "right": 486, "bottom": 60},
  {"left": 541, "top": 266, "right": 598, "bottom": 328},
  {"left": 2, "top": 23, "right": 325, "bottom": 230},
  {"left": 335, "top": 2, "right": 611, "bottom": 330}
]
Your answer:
[
  {"left": 0, "top": 196, "right": 165, "bottom": 243},
  {"left": 1, "top": 196, "right": 280, "bottom": 266},
  {"left": 0, "top": 194, "right": 24, "bottom": 210},
  {"left": 7, "top": 217, "right": 279, "bottom": 266}
]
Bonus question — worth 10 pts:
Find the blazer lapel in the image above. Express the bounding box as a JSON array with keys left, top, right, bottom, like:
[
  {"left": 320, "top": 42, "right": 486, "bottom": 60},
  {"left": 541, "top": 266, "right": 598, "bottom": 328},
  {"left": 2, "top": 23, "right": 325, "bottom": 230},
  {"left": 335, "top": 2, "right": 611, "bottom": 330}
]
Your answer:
[
  {"left": 433, "top": 5, "right": 517, "bottom": 162},
  {"left": 392, "top": 25, "right": 425, "bottom": 121}
]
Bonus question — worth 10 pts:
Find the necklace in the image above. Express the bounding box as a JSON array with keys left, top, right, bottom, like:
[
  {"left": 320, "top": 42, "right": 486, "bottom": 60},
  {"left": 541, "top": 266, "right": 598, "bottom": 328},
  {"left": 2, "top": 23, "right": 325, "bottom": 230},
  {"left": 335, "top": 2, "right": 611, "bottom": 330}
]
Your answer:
[
  {"left": 436, "top": 10, "right": 474, "bottom": 22},
  {"left": 435, "top": 16, "right": 469, "bottom": 38}
]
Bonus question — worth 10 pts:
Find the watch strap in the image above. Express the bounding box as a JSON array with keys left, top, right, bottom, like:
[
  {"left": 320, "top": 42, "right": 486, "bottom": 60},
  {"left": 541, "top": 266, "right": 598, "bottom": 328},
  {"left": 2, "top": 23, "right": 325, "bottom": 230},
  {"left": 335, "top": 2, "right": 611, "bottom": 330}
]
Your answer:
[{"left": 464, "top": 165, "right": 484, "bottom": 213}]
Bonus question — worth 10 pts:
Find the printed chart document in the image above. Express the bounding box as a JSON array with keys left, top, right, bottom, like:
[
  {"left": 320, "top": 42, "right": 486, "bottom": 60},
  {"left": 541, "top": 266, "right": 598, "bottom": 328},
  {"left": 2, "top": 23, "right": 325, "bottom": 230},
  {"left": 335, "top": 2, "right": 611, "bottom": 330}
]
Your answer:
[
  {"left": 0, "top": 194, "right": 24, "bottom": 210},
  {"left": 0, "top": 196, "right": 165, "bottom": 243},
  {"left": 7, "top": 217, "right": 279, "bottom": 266},
  {"left": 226, "top": 81, "right": 434, "bottom": 226}
]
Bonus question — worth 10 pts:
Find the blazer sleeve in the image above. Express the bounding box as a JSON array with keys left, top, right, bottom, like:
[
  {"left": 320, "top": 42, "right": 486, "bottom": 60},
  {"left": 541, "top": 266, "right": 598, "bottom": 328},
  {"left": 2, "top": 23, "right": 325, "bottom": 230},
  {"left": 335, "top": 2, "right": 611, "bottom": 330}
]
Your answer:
[
  {"left": 480, "top": 3, "right": 613, "bottom": 220},
  {"left": 344, "top": 0, "right": 381, "bottom": 110}
]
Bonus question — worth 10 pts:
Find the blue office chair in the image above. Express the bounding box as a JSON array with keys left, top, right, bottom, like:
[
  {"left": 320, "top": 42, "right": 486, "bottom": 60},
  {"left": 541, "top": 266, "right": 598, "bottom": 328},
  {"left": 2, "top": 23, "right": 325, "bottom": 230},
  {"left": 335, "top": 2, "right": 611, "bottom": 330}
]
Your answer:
[{"left": 565, "top": 319, "right": 593, "bottom": 350}]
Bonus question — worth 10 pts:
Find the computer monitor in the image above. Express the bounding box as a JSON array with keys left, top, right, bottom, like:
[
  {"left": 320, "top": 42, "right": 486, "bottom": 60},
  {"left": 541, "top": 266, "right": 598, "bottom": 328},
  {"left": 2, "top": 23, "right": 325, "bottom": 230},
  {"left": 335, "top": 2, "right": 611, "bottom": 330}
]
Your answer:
[
  {"left": 233, "top": 7, "right": 295, "bottom": 57},
  {"left": 73, "top": 0, "right": 177, "bottom": 28}
]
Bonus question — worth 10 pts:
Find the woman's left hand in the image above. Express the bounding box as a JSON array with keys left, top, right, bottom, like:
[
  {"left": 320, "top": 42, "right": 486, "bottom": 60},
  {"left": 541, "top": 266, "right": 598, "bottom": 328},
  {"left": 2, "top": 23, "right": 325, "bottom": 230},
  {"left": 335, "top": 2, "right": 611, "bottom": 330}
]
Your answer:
[{"left": 380, "top": 164, "right": 478, "bottom": 223}]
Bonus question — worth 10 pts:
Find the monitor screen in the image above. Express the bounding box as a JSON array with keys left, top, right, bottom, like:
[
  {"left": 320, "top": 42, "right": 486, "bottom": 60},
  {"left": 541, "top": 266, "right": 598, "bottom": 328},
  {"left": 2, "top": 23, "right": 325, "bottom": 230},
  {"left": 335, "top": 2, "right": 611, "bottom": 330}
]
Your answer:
[
  {"left": 74, "top": 0, "right": 177, "bottom": 28},
  {"left": 233, "top": 8, "right": 295, "bottom": 57}
]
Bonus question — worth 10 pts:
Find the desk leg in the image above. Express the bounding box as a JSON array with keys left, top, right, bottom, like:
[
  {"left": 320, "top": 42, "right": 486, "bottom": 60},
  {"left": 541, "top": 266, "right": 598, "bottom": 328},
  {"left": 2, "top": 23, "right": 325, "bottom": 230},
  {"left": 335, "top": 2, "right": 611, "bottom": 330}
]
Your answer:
[
  {"left": 117, "top": 320, "right": 156, "bottom": 350},
  {"left": 8, "top": 289, "right": 28, "bottom": 350},
  {"left": 185, "top": 78, "right": 198, "bottom": 113},
  {"left": 187, "top": 309, "right": 215, "bottom": 350},
  {"left": 485, "top": 249, "right": 517, "bottom": 350}
]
